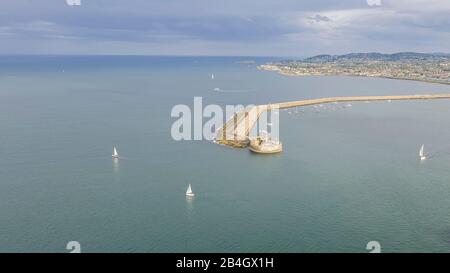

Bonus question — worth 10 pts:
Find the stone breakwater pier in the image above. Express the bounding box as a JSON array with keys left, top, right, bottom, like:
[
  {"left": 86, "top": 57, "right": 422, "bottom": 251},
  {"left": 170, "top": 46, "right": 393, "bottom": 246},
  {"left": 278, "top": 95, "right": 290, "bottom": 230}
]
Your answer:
[{"left": 215, "top": 93, "right": 450, "bottom": 148}]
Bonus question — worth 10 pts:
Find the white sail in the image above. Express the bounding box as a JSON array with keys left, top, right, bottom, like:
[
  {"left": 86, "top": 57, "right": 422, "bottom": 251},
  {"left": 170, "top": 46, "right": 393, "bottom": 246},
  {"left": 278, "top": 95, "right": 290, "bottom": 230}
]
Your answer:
[
  {"left": 112, "top": 146, "right": 119, "bottom": 158},
  {"left": 211, "top": 73, "right": 214, "bottom": 79},
  {"left": 186, "top": 184, "right": 194, "bottom": 196},
  {"left": 419, "top": 144, "right": 424, "bottom": 157}
]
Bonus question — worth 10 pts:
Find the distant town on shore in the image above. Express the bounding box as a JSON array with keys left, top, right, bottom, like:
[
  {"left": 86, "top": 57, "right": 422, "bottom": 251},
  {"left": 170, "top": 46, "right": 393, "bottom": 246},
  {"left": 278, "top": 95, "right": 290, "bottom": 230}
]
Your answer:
[{"left": 258, "top": 52, "right": 450, "bottom": 85}]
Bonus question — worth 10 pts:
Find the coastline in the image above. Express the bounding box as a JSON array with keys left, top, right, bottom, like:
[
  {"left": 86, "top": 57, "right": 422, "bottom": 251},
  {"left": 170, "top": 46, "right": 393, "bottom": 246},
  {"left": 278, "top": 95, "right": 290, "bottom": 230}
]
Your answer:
[
  {"left": 257, "top": 53, "right": 450, "bottom": 86},
  {"left": 257, "top": 65, "right": 450, "bottom": 86}
]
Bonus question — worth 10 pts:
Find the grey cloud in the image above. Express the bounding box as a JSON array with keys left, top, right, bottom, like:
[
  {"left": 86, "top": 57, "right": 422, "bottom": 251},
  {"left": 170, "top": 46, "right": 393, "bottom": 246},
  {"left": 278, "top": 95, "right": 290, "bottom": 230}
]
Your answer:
[{"left": 307, "top": 14, "right": 331, "bottom": 22}]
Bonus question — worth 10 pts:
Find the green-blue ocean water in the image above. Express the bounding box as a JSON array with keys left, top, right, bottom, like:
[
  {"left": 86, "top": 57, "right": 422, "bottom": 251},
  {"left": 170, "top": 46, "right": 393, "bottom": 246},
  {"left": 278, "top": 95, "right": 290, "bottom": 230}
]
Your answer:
[{"left": 1, "top": 56, "right": 450, "bottom": 252}]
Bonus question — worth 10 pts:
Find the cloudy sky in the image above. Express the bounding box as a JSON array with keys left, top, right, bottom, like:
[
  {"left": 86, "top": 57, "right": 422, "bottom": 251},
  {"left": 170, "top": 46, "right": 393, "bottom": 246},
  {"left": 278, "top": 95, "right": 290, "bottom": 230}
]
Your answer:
[{"left": 0, "top": 0, "right": 449, "bottom": 56}]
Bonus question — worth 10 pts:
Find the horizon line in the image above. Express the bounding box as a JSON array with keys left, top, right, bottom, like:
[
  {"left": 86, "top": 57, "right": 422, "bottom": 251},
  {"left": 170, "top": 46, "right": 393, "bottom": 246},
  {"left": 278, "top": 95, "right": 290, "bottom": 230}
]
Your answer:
[{"left": 0, "top": 51, "right": 448, "bottom": 58}]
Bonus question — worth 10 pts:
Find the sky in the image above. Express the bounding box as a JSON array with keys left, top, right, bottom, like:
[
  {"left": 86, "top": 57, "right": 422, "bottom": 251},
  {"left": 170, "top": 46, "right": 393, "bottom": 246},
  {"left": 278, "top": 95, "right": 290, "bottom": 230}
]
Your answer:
[{"left": 0, "top": 0, "right": 449, "bottom": 56}]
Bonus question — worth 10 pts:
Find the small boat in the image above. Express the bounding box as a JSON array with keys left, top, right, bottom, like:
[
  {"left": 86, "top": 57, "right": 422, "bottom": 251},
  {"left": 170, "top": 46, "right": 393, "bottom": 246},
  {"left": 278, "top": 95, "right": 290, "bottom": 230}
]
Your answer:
[
  {"left": 213, "top": 87, "right": 220, "bottom": 91},
  {"left": 186, "top": 184, "right": 195, "bottom": 197},
  {"left": 419, "top": 144, "right": 427, "bottom": 161},
  {"left": 211, "top": 73, "right": 214, "bottom": 80},
  {"left": 112, "top": 146, "right": 119, "bottom": 159}
]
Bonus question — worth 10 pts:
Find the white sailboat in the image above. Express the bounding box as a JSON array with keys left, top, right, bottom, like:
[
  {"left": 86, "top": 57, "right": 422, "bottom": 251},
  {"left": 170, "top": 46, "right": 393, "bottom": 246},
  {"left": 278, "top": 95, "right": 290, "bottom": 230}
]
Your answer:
[
  {"left": 186, "top": 184, "right": 195, "bottom": 197},
  {"left": 211, "top": 73, "right": 215, "bottom": 80},
  {"left": 419, "top": 144, "right": 427, "bottom": 161},
  {"left": 112, "top": 146, "right": 119, "bottom": 159}
]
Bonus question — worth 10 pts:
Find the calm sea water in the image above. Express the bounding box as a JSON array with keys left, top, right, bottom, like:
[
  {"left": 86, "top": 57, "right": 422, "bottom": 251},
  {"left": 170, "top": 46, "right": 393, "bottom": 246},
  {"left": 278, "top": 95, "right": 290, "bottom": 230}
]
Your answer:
[{"left": 1, "top": 56, "right": 450, "bottom": 252}]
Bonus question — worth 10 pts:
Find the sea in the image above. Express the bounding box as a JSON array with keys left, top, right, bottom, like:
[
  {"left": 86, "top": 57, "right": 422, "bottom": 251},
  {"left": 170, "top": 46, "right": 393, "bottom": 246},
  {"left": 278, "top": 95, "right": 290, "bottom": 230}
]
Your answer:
[{"left": 1, "top": 55, "right": 450, "bottom": 252}]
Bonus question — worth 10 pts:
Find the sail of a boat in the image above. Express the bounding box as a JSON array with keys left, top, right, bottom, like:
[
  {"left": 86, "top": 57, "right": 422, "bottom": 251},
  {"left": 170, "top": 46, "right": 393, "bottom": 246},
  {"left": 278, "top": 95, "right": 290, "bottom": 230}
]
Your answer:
[
  {"left": 419, "top": 144, "right": 424, "bottom": 157},
  {"left": 186, "top": 184, "right": 194, "bottom": 196},
  {"left": 112, "top": 146, "right": 119, "bottom": 158}
]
